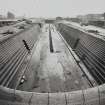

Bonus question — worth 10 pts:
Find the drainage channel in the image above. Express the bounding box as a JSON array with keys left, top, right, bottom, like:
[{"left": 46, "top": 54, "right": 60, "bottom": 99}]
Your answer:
[{"left": 49, "top": 24, "right": 54, "bottom": 53}]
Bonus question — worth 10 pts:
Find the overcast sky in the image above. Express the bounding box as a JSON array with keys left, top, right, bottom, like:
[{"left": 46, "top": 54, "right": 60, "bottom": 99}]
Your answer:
[{"left": 0, "top": 0, "right": 105, "bottom": 17}]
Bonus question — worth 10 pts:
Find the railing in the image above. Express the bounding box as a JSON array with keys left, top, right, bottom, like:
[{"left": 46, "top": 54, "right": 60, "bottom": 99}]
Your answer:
[{"left": 0, "top": 83, "right": 105, "bottom": 105}]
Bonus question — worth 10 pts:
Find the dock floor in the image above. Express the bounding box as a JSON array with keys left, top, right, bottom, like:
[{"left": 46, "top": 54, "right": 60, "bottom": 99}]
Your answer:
[{"left": 18, "top": 24, "right": 90, "bottom": 92}]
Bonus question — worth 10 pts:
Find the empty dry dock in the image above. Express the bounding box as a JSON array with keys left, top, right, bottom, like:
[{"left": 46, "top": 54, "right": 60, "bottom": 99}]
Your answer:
[{"left": 0, "top": 22, "right": 105, "bottom": 105}]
